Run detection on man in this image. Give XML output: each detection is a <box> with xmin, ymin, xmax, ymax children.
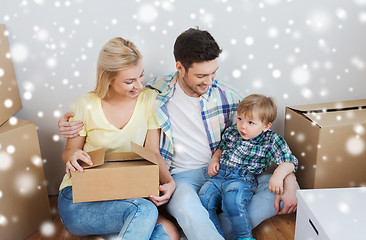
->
<box><xmin>59</xmin><ymin>28</ymin><xmax>298</xmax><ymax>240</ymax></box>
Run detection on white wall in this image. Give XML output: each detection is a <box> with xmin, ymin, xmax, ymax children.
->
<box><xmin>1</xmin><ymin>0</ymin><xmax>365</xmax><ymax>194</ymax></box>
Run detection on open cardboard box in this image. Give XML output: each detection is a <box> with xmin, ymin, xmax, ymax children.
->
<box><xmin>72</xmin><ymin>142</ymin><xmax>159</xmax><ymax>203</ymax></box>
<box><xmin>284</xmin><ymin>99</ymin><xmax>366</xmax><ymax>189</ymax></box>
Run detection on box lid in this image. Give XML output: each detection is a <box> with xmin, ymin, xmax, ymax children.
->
<box><xmin>289</xmin><ymin>99</ymin><xmax>366</xmax><ymax>113</ymax></box>
<box><xmin>288</xmin><ymin>99</ymin><xmax>366</xmax><ymax>128</ymax></box>
<box><xmin>80</xmin><ymin>142</ymin><xmax>158</xmax><ymax>169</ymax></box>
<box><xmin>0</xmin><ymin>24</ymin><xmax>22</xmax><ymax>126</ymax></box>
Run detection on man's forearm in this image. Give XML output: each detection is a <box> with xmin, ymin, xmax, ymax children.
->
<box><xmin>273</xmin><ymin>162</ymin><xmax>295</xmax><ymax>181</ymax></box>
<box><xmin>283</xmin><ymin>172</ymin><xmax>298</xmax><ymax>191</ymax></box>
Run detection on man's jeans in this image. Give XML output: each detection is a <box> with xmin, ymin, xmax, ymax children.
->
<box><xmin>199</xmin><ymin>165</ymin><xmax>257</xmax><ymax>238</ymax></box>
<box><xmin>58</xmin><ymin>186</ymin><xmax>169</xmax><ymax>240</ymax></box>
<box><xmin>167</xmin><ymin>166</ymin><xmax>279</xmax><ymax>240</ymax></box>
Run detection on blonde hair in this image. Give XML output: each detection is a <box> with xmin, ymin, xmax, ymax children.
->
<box><xmin>94</xmin><ymin>37</ymin><xmax>142</xmax><ymax>98</ymax></box>
<box><xmin>237</xmin><ymin>94</ymin><xmax>277</xmax><ymax>124</ymax></box>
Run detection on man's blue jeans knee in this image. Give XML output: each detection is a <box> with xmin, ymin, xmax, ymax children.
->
<box><xmin>167</xmin><ymin>167</ymin><xmax>224</xmax><ymax>240</ymax></box>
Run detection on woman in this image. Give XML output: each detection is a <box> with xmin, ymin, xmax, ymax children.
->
<box><xmin>58</xmin><ymin>37</ymin><xmax>178</xmax><ymax>240</ymax></box>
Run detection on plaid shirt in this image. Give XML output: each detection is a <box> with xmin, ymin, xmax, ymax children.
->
<box><xmin>219</xmin><ymin>125</ymin><xmax>298</xmax><ymax>175</ymax></box>
<box><xmin>146</xmin><ymin>72</ymin><xmax>242</xmax><ymax>170</ymax></box>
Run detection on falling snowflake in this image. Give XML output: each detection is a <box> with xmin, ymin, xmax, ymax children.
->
<box><xmin>232</xmin><ymin>69</ymin><xmax>241</xmax><ymax>78</ymax></box>
<box><xmin>31</xmin><ymin>155</ymin><xmax>43</xmax><ymax>167</ymax></box>
<box><xmin>351</xmin><ymin>57</ymin><xmax>365</xmax><ymax>70</ymax></box>
<box><xmin>138</xmin><ymin>4</ymin><xmax>158</xmax><ymax>23</ymax></box>
<box><xmin>10</xmin><ymin>43</ymin><xmax>29</xmax><ymax>63</ymax></box>
<box><xmin>245</xmin><ymin>37</ymin><xmax>254</xmax><ymax>46</ymax></box>
<box><xmin>40</xmin><ymin>221</ymin><xmax>56</xmax><ymax>237</ymax></box>
<box><xmin>15</xmin><ymin>172</ymin><xmax>37</xmax><ymax>195</ymax></box>
<box><xmin>267</xmin><ymin>27</ymin><xmax>279</xmax><ymax>38</ymax></box>
<box><xmin>291</xmin><ymin>66</ymin><xmax>311</xmax><ymax>86</ymax></box>
<box><xmin>53</xmin><ymin>134</ymin><xmax>60</xmax><ymax>142</ymax></box>
<box><xmin>346</xmin><ymin>136</ymin><xmax>365</xmax><ymax>156</ymax></box>
<box><xmin>0</xmin><ymin>152</ymin><xmax>12</xmax><ymax>171</ymax></box>
<box><xmin>9</xmin><ymin>116</ymin><xmax>18</xmax><ymax>125</ymax></box>
<box><xmin>272</xmin><ymin>69</ymin><xmax>281</xmax><ymax>78</ymax></box>
<box><xmin>307</xmin><ymin>10</ymin><xmax>331</xmax><ymax>31</ymax></box>
<box><xmin>335</xmin><ymin>8</ymin><xmax>348</xmax><ymax>20</ymax></box>
<box><xmin>4</xmin><ymin>99</ymin><xmax>13</xmax><ymax>108</ymax></box>
<box><xmin>7</xmin><ymin>145</ymin><xmax>15</xmax><ymax>154</ymax></box>
<box><xmin>338</xmin><ymin>202</ymin><xmax>350</xmax><ymax>214</ymax></box>
<box><xmin>0</xmin><ymin>215</ymin><xmax>8</xmax><ymax>226</ymax></box>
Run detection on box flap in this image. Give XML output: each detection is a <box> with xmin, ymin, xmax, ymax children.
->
<box><xmin>304</xmin><ymin>108</ymin><xmax>366</xmax><ymax>128</ymax></box>
<box><xmin>289</xmin><ymin>99</ymin><xmax>366</xmax><ymax>113</ymax></box>
<box><xmin>83</xmin><ymin>142</ymin><xmax>158</xmax><ymax>169</ymax></box>
<box><xmin>0</xmin><ymin>118</ymin><xmax>32</xmax><ymax>134</ymax></box>
<box><xmin>81</xmin><ymin>148</ymin><xmax>105</xmax><ymax>169</ymax></box>
<box><xmin>131</xmin><ymin>142</ymin><xmax>158</xmax><ymax>165</ymax></box>
<box><xmin>105</xmin><ymin>151</ymin><xmax>142</xmax><ymax>161</ymax></box>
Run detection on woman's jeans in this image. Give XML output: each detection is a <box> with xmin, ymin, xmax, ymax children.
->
<box><xmin>166</xmin><ymin>166</ymin><xmax>279</xmax><ymax>240</ymax></box>
<box><xmin>58</xmin><ymin>186</ymin><xmax>169</xmax><ymax>240</ymax></box>
<box><xmin>199</xmin><ymin>165</ymin><xmax>257</xmax><ymax>238</ymax></box>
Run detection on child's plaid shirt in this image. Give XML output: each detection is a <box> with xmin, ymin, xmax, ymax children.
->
<box><xmin>219</xmin><ymin>125</ymin><xmax>298</xmax><ymax>174</ymax></box>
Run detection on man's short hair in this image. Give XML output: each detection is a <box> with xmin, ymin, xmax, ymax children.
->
<box><xmin>237</xmin><ymin>94</ymin><xmax>277</xmax><ymax>124</ymax></box>
<box><xmin>174</xmin><ymin>27</ymin><xmax>222</xmax><ymax>70</ymax></box>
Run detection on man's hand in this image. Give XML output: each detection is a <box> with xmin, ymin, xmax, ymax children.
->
<box><xmin>58</xmin><ymin>112</ymin><xmax>83</xmax><ymax>138</ymax></box>
<box><xmin>149</xmin><ymin>180</ymin><xmax>176</xmax><ymax>206</ymax></box>
<box><xmin>274</xmin><ymin>173</ymin><xmax>298</xmax><ymax>214</ymax></box>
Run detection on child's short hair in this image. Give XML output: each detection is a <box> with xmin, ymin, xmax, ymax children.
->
<box><xmin>237</xmin><ymin>94</ymin><xmax>277</xmax><ymax>124</ymax></box>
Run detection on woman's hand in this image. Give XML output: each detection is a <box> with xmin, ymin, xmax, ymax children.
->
<box><xmin>64</xmin><ymin>148</ymin><xmax>93</xmax><ymax>178</ymax></box>
<box><xmin>149</xmin><ymin>180</ymin><xmax>176</xmax><ymax>207</ymax></box>
<box><xmin>58</xmin><ymin>112</ymin><xmax>83</xmax><ymax>138</ymax></box>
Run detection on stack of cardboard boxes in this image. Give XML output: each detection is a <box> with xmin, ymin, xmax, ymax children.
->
<box><xmin>0</xmin><ymin>24</ymin><xmax>51</xmax><ymax>240</ymax></box>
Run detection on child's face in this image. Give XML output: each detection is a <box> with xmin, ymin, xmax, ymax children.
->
<box><xmin>236</xmin><ymin>111</ymin><xmax>272</xmax><ymax>140</ymax></box>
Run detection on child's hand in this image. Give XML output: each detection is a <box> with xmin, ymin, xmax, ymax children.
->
<box><xmin>269</xmin><ymin>174</ymin><xmax>284</xmax><ymax>195</ymax></box>
<box><xmin>208</xmin><ymin>161</ymin><xmax>220</xmax><ymax>177</ymax></box>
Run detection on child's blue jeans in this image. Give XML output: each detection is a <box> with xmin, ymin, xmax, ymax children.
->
<box><xmin>199</xmin><ymin>164</ymin><xmax>257</xmax><ymax>239</ymax></box>
<box><xmin>58</xmin><ymin>186</ymin><xmax>169</xmax><ymax>240</ymax></box>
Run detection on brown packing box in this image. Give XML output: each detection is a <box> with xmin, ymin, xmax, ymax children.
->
<box><xmin>0</xmin><ymin>24</ymin><xmax>22</xmax><ymax>126</ymax></box>
<box><xmin>72</xmin><ymin>142</ymin><xmax>159</xmax><ymax>203</ymax></box>
<box><xmin>284</xmin><ymin>99</ymin><xmax>366</xmax><ymax>189</ymax></box>
<box><xmin>0</xmin><ymin>119</ymin><xmax>51</xmax><ymax>240</ymax></box>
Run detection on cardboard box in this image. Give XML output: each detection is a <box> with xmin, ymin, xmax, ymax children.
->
<box><xmin>0</xmin><ymin>24</ymin><xmax>22</xmax><ymax>126</ymax></box>
<box><xmin>295</xmin><ymin>187</ymin><xmax>366</xmax><ymax>240</ymax></box>
<box><xmin>72</xmin><ymin>142</ymin><xmax>159</xmax><ymax>203</ymax></box>
<box><xmin>284</xmin><ymin>99</ymin><xmax>366</xmax><ymax>189</ymax></box>
<box><xmin>0</xmin><ymin>119</ymin><xmax>51</xmax><ymax>240</ymax></box>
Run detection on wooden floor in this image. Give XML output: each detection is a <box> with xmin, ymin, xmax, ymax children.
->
<box><xmin>27</xmin><ymin>196</ymin><xmax>296</xmax><ymax>240</ymax></box>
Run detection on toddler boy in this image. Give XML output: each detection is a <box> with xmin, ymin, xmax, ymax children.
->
<box><xmin>199</xmin><ymin>94</ymin><xmax>298</xmax><ymax>240</ymax></box>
